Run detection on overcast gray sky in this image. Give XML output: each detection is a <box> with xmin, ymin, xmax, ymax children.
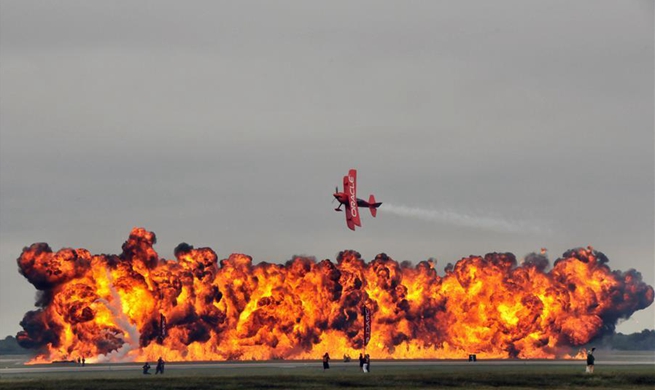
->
<box><xmin>1</xmin><ymin>0</ymin><xmax>653</xmax><ymax>338</ymax></box>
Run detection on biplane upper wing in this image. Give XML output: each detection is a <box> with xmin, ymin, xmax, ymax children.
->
<box><xmin>343</xmin><ymin>174</ymin><xmax>355</xmax><ymax>230</ymax></box>
<box><xmin>343</xmin><ymin>169</ymin><xmax>361</xmax><ymax>230</ymax></box>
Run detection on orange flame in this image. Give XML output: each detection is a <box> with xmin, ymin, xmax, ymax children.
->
<box><xmin>16</xmin><ymin>228</ymin><xmax>653</xmax><ymax>362</ymax></box>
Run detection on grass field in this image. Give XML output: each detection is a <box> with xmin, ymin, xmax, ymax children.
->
<box><xmin>1</xmin><ymin>360</ymin><xmax>654</xmax><ymax>390</ymax></box>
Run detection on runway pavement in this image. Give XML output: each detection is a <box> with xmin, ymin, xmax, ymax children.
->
<box><xmin>1</xmin><ymin>353</ymin><xmax>653</xmax><ymax>375</ymax></box>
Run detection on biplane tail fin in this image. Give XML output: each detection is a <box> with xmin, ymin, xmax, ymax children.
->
<box><xmin>368</xmin><ymin>195</ymin><xmax>382</xmax><ymax>217</ymax></box>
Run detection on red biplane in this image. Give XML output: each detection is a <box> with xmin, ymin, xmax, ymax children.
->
<box><xmin>333</xmin><ymin>169</ymin><xmax>382</xmax><ymax>230</ymax></box>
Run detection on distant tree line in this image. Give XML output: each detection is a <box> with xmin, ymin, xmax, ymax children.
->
<box><xmin>0</xmin><ymin>336</ymin><xmax>33</xmax><ymax>355</ymax></box>
<box><xmin>591</xmin><ymin>329</ymin><xmax>655</xmax><ymax>351</ymax></box>
<box><xmin>1</xmin><ymin>330</ymin><xmax>654</xmax><ymax>355</ymax></box>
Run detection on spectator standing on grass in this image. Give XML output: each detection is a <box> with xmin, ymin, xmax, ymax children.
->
<box><xmin>586</xmin><ymin>348</ymin><xmax>595</xmax><ymax>374</ymax></box>
<box><xmin>143</xmin><ymin>362</ymin><xmax>151</xmax><ymax>374</ymax></box>
<box><xmin>155</xmin><ymin>357</ymin><xmax>165</xmax><ymax>374</ymax></box>
<box><xmin>359</xmin><ymin>353</ymin><xmax>365</xmax><ymax>371</ymax></box>
<box><xmin>82</xmin><ymin>356</ymin><xmax>85</xmax><ymax>367</ymax></box>
<box><xmin>322</xmin><ymin>352</ymin><xmax>330</xmax><ymax>370</ymax></box>
<box><xmin>363</xmin><ymin>354</ymin><xmax>370</xmax><ymax>373</ymax></box>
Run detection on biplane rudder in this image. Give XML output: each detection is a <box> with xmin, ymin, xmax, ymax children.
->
<box><xmin>368</xmin><ymin>194</ymin><xmax>382</xmax><ymax>217</ymax></box>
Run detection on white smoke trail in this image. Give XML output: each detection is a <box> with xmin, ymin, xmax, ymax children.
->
<box><xmin>92</xmin><ymin>270</ymin><xmax>141</xmax><ymax>363</ymax></box>
<box><xmin>383</xmin><ymin>203</ymin><xmax>549</xmax><ymax>234</ymax></box>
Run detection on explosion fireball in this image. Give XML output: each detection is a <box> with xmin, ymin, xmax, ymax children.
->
<box><xmin>16</xmin><ymin>228</ymin><xmax>653</xmax><ymax>363</ymax></box>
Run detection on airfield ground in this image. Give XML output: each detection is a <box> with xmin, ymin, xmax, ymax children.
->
<box><xmin>0</xmin><ymin>351</ymin><xmax>653</xmax><ymax>389</ymax></box>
